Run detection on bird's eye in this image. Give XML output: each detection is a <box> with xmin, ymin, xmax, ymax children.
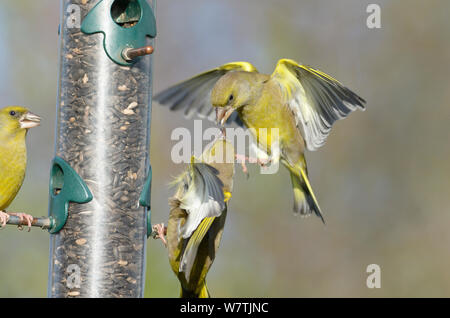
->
<box><xmin>228</xmin><ymin>94</ymin><xmax>234</xmax><ymax>102</ymax></box>
<box><xmin>9</xmin><ymin>111</ymin><xmax>16</xmax><ymax>116</ymax></box>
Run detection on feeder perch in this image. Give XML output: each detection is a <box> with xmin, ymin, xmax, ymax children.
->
<box><xmin>6</xmin><ymin>215</ymin><xmax>52</xmax><ymax>230</ymax></box>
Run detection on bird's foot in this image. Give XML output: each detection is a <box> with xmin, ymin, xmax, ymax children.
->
<box><xmin>235</xmin><ymin>154</ymin><xmax>272</xmax><ymax>177</ymax></box>
<box><xmin>152</xmin><ymin>223</ymin><xmax>167</xmax><ymax>247</ymax></box>
<box><xmin>0</xmin><ymin>211</ymin><xmax>9</xmax><ymax>228</ymax></box>
<box><xmin>234</xmin><ymin>154</ymin><xmax>257</xmax><ymax>178</ymax></box>
<box><xmin>257</xmin><ymin>158</ymin><xmax>271</xmax><ymax>167</ymax></box>
<box><xmin>8</xmin><ymin>212</ymin><xmax>33</xmax><ymax>232</ymax></box>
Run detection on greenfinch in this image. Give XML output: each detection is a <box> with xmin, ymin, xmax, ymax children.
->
<box><xmin>154</xmin><ymin>137</ymin><xmax>235</xmax><ymax>298</ymax></box>
<box><xmin>155</xmin><ymin>59</ymin><xmax>365</xmax><ymax>221</ymax></box>
<box><xmin>0</xmin><ymin>106</ymin><xmax>41</xmax><ymax>228</ymax></box>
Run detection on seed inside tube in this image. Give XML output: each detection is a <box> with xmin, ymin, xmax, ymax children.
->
<box><xmin>49</xmin><ymin>0</ymin><xmax>152</xmax><ymax>297</ymax></box>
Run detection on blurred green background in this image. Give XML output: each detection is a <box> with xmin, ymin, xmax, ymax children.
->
<box><xmin>0</xmin><ymin>0</ymin><xmax>449</xmax><ymax>297</ymax></box>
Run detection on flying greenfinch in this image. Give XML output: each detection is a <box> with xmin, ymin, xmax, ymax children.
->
<box><xmin>0</xmin><ymin>106</ymin><xmax>41</xmax><ymax>228</ymax></box>
<box><xmin>153</xmin><ymin>137</ymin><xmax>235</xmax><ymax>298</ymax></box>
<box><xmin>155</xmin><ymin>59</ymin><xmax>365</xmax><ymax>221</ymax></box>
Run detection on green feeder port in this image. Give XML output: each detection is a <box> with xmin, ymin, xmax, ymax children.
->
<box><xmin>81</xmin><ymin>0</ymin><xmax>156</xmax><ymax>66</ymax></box>
<box><xmin>138</xmin><ymin>166</ymin><xmax>152</xmax><ymax>238</ymax></box>
<box><xmin>48</xmin><ymin>156</ymin><xmax>93</xmax><ymax>234</ymax></box>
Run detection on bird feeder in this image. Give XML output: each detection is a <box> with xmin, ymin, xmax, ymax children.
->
<box><xmin>47</xmin><ymin>0</ymin><xmax>156</xmax><ymax>297</ymax></box>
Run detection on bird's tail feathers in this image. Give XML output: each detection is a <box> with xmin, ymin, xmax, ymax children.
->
<box><xmin>179</xmin><ymin>217</ymin><xmax>216</xmax><ymax>282</ymax></box>
<box><xmin>288</xmin><ymin>162</ymin><xmax>324</xmax><ymax>223</ymax></box>
<box><xmin>180</xmin><ymin>281</ymin><xmax>210</xmax><ymax>298</ymax></box>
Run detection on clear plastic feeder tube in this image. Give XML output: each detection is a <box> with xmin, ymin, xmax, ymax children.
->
<box><xmin>48</xmin><ymin>0</ymin><xmax>155</xmax><ymax>298</ymax></box>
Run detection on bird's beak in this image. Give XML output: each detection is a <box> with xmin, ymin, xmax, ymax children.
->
<box><xmin>19</xmin><ymin>112</ymin><xmax>41</xmax><ymax>129</ymax></box>
<box><xmin>216</xmin><ymin>106</ymin><xmax>235</xmax><ymax>126</ymax></box>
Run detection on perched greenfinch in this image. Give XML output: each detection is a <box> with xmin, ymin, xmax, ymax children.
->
<box><xmin>154</xmin><ymin>138</ymin><xmax>235</xmax><ymax>298</ymax></box>
<box><xmin>155</xmin><ymin>59</ymin><xmax>365</xmax><ymax>221</ymax></box>
<box><xmin>0</xmin><ymin>106</ymin><xmax>41</xmax><ymax>228</ymax></box>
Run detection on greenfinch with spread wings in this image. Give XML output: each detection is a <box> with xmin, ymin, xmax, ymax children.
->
<box><xmin>155</xmin><ymin>59</ymin><xmax>366</xmax><ymax>222</ymax></box>
<box><xmin>0</xmin><ymin>106</ymin><xmax>41</xmax><ymax>228</ymax></box>
<box><xmin>153</xmin><ymin>138</ymin><xmax>235</xmax><ymax>298</ymax></box>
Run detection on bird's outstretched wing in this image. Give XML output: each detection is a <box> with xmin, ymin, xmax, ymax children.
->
<box><xmin>177</xmin><ymin>161</ymin><xmax>225</xmax><ymax>239</ymax></box>
<box><xmin>154</xmin><ymin>62</ymin><xmax>258</xmax><ymax>126</ymax></box>
<box><xmin>175</xmin><ymin>160</ymin><xmax>226</xmax><ymax>282</ymax></box>
<box><xmin>271</xmin><ymin>59</ymin><xmax>366</xmax><ymax>151</ymax></box>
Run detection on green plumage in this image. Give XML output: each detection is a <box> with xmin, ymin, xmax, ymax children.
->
<box><xmin>156</xmin><ymin>58</ymin><xmax>366</xmax><ymax>221</ymax></box>
<box><xmin>166</xmin><ymin>139</ymin><xmax>235</xmax><ymax>298</ymax></box>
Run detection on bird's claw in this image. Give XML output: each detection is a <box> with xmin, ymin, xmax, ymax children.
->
<box><xmin>152</xmin><ymin>223</ymin><xmax>167</xmax><ymax>247</ymax></box>
<box><xmin>9</xmin><ymin>213</ymin><xmax>33</xmax><ymax>232</ymax></box>
<box><xmin>234</xmin><ymin>154</ymin><xmax>249</xmax><ymax>178</ymax></box>
<box><xmin>257</xmin><ymin>158</ymin><xmax>271</xmax><ymax>167</ymax></box>
<box><xmin>0</xmin><ymin>211</ymin><xmax>9</xmax><ymax>229</ymax></box>
<box><xmin>235</xmin><ymin>154</ymin><xmax>268</xmax><ymax>178</ymax></box>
